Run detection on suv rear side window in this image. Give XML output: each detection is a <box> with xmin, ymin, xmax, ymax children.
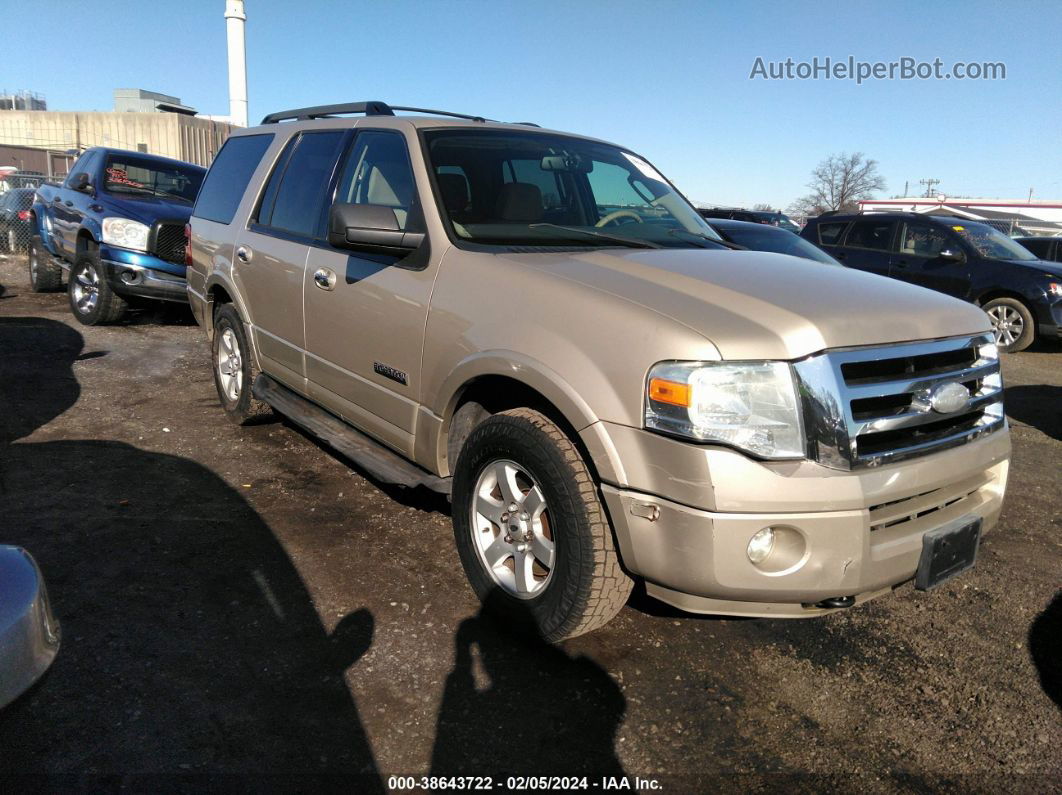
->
<box><xmin>844</xmin><ymin>219</ymin><xmax>897</xmax><ymax>251</ymax></box>
<box><xmin>193</xmin><ymin>134</ymin><xmax>274</xmax><ymax>224</ymax></box>
<box><xmin>816</xmin><ymin>221</ymin><xmax>847</xmax><ymax>245</ymax></box>
<box><xmin>266</xmin><ymin>131</ymin><xmax>347</xmax><ymax>236</ymax></box>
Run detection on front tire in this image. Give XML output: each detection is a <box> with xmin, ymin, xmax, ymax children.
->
<box><xmin>452</xmin><ymin>408</ymin><xmax>632</xmax><ymax>641</ymax></box>
<box><xmin>28</xmin><ymin>235</ymin><xmax>63</xmax><ymax>293</ymax></box>
<box><xmin>68</xmin><ymin>249</ymin><xmax>127</xmax><ymax>325</ymax></box>
<box><xmin>984</xmin><ymin>297</ymin><xmax>1035</xmax><ymax>353</ymax></box>
<box><xmin>211</xmin><ymin>303</ymin><xmax>272</xmax><ymax>425</ymax></box>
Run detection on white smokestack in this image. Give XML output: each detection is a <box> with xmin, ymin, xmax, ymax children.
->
<box><xmin>224</xmin><ymin>0</ymin><xmax>248</xmax><ymax>127</ymax></box>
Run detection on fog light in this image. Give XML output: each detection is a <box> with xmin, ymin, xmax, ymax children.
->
<box><xmin>747</xmin><ymin>527</ymin><xmax>775</xmax><ymax>564</ymax></box>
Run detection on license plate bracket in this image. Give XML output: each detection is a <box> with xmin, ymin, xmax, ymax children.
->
<box><xmin>914</xmin><ymin>516</ymin><xmax>982</xmax><ymax>591</ymax></box>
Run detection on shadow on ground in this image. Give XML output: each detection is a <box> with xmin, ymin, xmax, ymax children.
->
<box><xmin>0</xmin><ymin>315</ymin><xmax>630</xmax><ymax>783</ymax></box>
<box><xmin>431</xmin><ymin>593</ymin><xmax>626</xmax><ymax>779</ymax></box>
<box><xmin>1005</xmin><ymin>384</ymin><xmax>1062</xmax><ymax>440</ymax></box>
<box><xmin>1029</xmin><ymin>591</ymin><xmax>1062</xmax><ymax>709</ymax></box>
<box><xmin>0</xmin><ymin>316</ymin><xmax>381</xmax><ymax>786</ymax></box>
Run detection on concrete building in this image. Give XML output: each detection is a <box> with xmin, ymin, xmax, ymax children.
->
<box><xmin>114</xmin><ymin>88</ymin><xmax>198</xmax><ymax>116</ymax></box>
<box><xmin>0</xmin><ymin>91</ymin><xmax>47</xmax><ymax>111</ymax></box>
<box><xmin>0</xmin><ymin>108</ymin><xmax>235</xmax><ymax>168</ymax></box>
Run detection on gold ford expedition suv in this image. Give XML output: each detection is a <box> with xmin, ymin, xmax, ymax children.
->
<box><xmin>187</xmin><ymin>101</ymin><xmax>1010</xmax><ymax>640</ymax></box>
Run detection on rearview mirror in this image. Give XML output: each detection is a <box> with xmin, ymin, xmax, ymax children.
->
<box><xmin>938</xmin><ymin>248</ymin><xmax>965</xmax><ymax>263</ymax></box>
<box><xmin>327</xmin><ymin>203</ymin><xmax>425</xmax><ymax>253</ymax></box>
<box><xmin>72</xmin><ymin>172</ymin><xmax>92</xmax><ymax>193</ymax></box>
<box><xmin>540</xmin><ymin>154</ymin><xmax>592</xmax><ymax>173</ymax></box>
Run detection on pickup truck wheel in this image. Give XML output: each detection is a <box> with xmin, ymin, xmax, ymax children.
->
<box><xmin>983</xmin><ymin>297</ymin><xmax>1035</xmax><ymax>353</ymax></box>
<box><xmin>28</xmin><ymin>235</ymin><xmax>63</xmax><ymax>293</ymax></box>
<box><xmin>68</xmin><ymin>251</ymin><xmax>127</xmax><ymax>325</ymax></box>
<box><xmin>212</xmin><ymin>303</ymin><xmax>272</xmax><ymax>425</ymax></box>
<box><xmin>452</xmin><ymin>408</ymin><xmax>632</xmax><ymax>641</ymax></box>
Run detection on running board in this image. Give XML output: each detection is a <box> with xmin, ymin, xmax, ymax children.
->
<box><xmin>252</xmin><ymin>374</ymin><xmax>451</xmax><ymax>495</ymax></box>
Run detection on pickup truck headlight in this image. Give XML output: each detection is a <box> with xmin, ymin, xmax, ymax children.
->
<box><xmin>645</xmin><ymin>361</ymin><xmax>805</xmax><ymax>459</ymax></box>
<box><xmin>102</xmin><ymin>217</ymin><xmax>150</xmax><ymax>253</ymax></box>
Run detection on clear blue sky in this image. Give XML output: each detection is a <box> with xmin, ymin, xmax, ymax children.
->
<box><xmin>6</xmin><ymin>0</ymin><xmax>1061</xmax><ymax>209</ymax></box>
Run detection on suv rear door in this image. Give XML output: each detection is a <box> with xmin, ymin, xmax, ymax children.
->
<box><xmin>302</xmin><ymin>128</ymin><xmax>436</xmax><ymax>457</ymax></box>
<box><xmin>233</xmin><ymin>129</ymin><xmax>348</xmax><ymax>389</ymax></box>
<box><xmin>890</xmin><ymin>220</ymin><xmax>971</xmax><ymax>298</ymax></box>
<box><xmin>835</xmin><ymin>217</ymin><xmax>899</xmax><ymax>277</ymax></box>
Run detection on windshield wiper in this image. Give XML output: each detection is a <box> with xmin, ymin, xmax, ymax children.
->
<box><xmin>667</xmin><ymin>228</ymin><xmax>745</xmax><ymax>250</ymax></box>
<box><xmin>528</xmin><ymin>223</ymin><xmax>663</xmax><ymax>249</ymax></box>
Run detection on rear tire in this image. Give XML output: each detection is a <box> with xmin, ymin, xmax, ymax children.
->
<box><xmin>67</xmin><ymin>249</ymin><xmax>127</xmax><ymax>325</ymax></box>
<box><xmin>211</xmin><ymin>302</ymin><xmax>273</xmax><ymax>425</ymax></box>
<box><xmin>452</xmin><ymin>408</ymin><xmax>632</xmax><ymax>641</ymax></box>
<box><xmin>983</xmin><ymin>297</ymin><xmax>1035</xmax><ymax>353</ymax></box>
<box><xmin>28</xmin><ymin>235</ymin><xmax>63</xmax><ymax>293</ymax></box>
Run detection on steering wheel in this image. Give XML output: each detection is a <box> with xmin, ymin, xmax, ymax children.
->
<box><xmin>595</xmin><ymin>209</ymin><xmax>644</xmax><ymax>228</ymax></box>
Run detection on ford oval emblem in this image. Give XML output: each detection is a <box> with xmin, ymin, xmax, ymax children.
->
<box><xmin>929</xmin><ymin>382</ymin><xmax>970</xmax><ymax>414</ymax></box>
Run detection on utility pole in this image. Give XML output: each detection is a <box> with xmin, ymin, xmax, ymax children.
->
<box><xmin>903</xmin><ymin>180</ymin><xmax>909</xmax><ymax>197</ymax></box>
<box><xmin>1028</xmin><ymin>187</ymin><xmax>1034</xmax><ymax>203</ymax></box>
<box><xmin>920</xmin><ymin>178</ymin><xmax>940</xmax><ymax>198</ymax></box>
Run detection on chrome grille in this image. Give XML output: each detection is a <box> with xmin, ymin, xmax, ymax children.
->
<box><xmin>793</xmin><ymin>333</ymin><xmax>1005</xmax><ymax>470</ymax></box>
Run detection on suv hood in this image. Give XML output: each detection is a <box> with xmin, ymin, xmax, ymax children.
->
<box><xmin>1000</xmin><ymin>258</ymin><xmax>1060</xmax><ymax>278</ymax></box>
<box><xmin>508</xmin><ymin>248</ymin><xmax>992</xmax><ymax>360</ymax></box>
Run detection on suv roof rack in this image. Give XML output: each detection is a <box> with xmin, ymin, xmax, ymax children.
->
<box><xmin>261</xmin><ymin>101</ymin><xmax>538</xmax><ymax>127</ymax></box>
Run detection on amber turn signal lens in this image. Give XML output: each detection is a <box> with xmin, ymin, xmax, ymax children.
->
<box><xmin>649</xmin><ymin>377</ymin><xmax>690</xmax><ymax>407</ymax></box>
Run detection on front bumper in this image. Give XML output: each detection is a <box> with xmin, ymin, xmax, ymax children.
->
<box><xmin>102</xmin><ymin>249</ymin><xmax>187</xmax><ymax>304</ymax></box>
<box><xmin>0</xmin><ymin>546</ymin><xmax>60</xmax><ymax>709</ymax></box>
<box><xmin>590</xmin><ymin>422</ymin><xmax>1011</xmax><ymax>617</ymax></box>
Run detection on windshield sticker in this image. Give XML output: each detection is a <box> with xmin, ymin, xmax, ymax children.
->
<box><xmin>106</xmin><ymin>167</ymin><xmax>145</xmax><ymax>188</ymax></box>
<box><xmin>951</xmin><ymin>225</ymin><xmax>965</xmax><ymax>231</ymax></box>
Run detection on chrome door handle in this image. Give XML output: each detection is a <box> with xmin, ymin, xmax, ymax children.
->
<box><xmin>313</xmin><ymin>268</ymin><xmax>336</xmax><ymax>291</ymax></box>
<box><xmin>236</xmin><ymin>246</ymin><xmax>252</xmax><ymax>263</ymax></box>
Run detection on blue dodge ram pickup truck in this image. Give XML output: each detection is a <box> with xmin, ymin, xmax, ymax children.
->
<box><xmin>29</xmin><ymin>147</ymin><xmax>206</xmax><ymax>325</ymax></box>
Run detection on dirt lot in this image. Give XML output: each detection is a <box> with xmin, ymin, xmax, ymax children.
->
<box><xmin>0</xmin><ymin>252</ymin><xmax>1058</xmax><ymax>792</ymax></box>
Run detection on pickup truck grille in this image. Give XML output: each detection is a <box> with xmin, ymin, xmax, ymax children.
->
<box><xmin>152</xmin><ymin>222</ymin><xmax>187</xmax><ymax>265</ymax></box>
<box><xmin>793</xmin><ymin>333</ymin><xmax>1005</xmax><ymax>470</ymax></box>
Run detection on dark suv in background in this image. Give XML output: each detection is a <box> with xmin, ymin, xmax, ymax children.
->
<box><xmin>698</xmin><ymin>207</ymin><xmax>800</xmax><ymax>232</ymax></box>
<box><xmin>802</xmin><ymin>212</ymin><xmax>1062</xmax><ymax>352</ymax></box>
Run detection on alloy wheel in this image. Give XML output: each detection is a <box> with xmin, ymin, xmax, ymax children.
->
<box><xmin>987</xmin><ymin>305</ymin><xmax>1023</xmax><ymax>347</ymax></box>
<box><xmin>72</xmin><ymin>263</ymin><xmax>100</xmax><ymax>314</ymax></box>
<box><xmin>471</xmin><ymin>459</ymin><xmax>556</xmax><ymax>599</ymax></box>
<box><xmin>216</xmin><ymin>327</ymin><xmax>243</xmax><ymax>402</ymax></box>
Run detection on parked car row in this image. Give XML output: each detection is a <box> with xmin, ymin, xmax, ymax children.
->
<box><xmin>801</xmin><ymin>212</ymin><xmax>1062</xmax><ymax>352</ymax></box>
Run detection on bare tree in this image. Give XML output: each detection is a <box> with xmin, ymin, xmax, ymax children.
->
<box><xmin>751</xmin><ymin>203</ymin><xmax>776</xmax><ymax>212</ymax></box>
<box><xmin>788</xmin><ymin>152</ymin><xmax>886</xmax><ymax>217</ymax></box>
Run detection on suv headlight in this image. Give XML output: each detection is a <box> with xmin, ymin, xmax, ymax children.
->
<box><xmin>645</xmin><ymin>361</ymin><xmax>805</xmax><ymax>459</ymax></box>
<box><xmin>102</xmin><ymin>217</ymin><xmax>150</xmax><ymax>252</ymax></box>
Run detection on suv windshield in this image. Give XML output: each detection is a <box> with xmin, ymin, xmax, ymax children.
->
<box><xmin>103</xmin><ymin>154</ymin><xmax>205</xmax><ymax>204</ymax></box>
<box><xmin>424</xmin><ymin>129</ymin><xmax>724</xmax><ymax>248</ymax></box>
<box><xmin>949</xmin><ymin>221</ymin><xmax>1038</xmax><ymax>261</ymax></box>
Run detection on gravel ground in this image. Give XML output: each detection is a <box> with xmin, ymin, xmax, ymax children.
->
<box><xmin>0</xmin><ymin>252</ymin><xmax>1058</xmax><ymax>792</ymax></box>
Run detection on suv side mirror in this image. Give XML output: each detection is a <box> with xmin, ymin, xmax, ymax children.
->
<box><xmin>327</xmin><ymin>203</ymin><xmax>425</xmax><ymax>253</ymax></box>
<box><xmin>938</xmin><ymin>248</ymin><xmax>965</xmax><ymax>263</ymax></box>
<box><xmin>72</xmin><ymin>172</ymin><xmax>92</xmax><ymax>193</ymax></box>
